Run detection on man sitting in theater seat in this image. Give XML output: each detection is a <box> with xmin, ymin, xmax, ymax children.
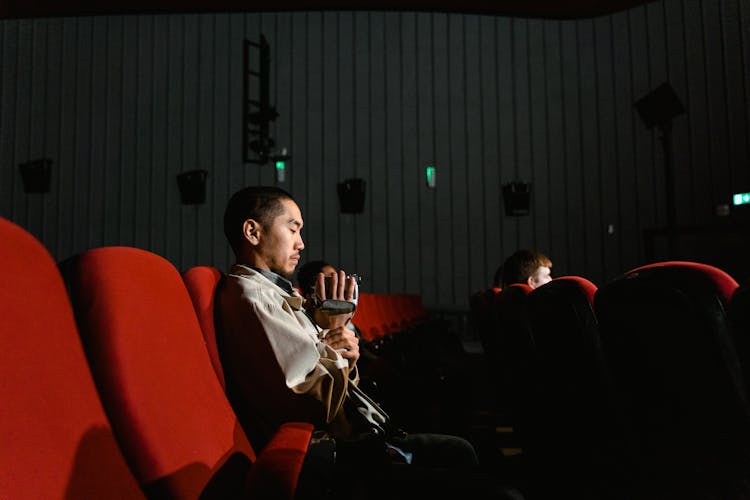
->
<box><xmin>216</xmin><ymin>186</ymin><xmax>524</xmax><ymax>500</ymax></box>
<box><xmin>499</xmin><ymin>249</ymin><xmax>553</xmax><ymax>290</ymax></box>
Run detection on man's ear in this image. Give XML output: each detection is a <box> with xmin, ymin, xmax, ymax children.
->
<box><xmin>526</xmin><ymin>275</ymin><xmax>536</xmax><ymax>288</ymax></box>
<box><xmin>243</xmin><ymin>219</ymin><xmax>262</xmax><ymax>246</ymax></box>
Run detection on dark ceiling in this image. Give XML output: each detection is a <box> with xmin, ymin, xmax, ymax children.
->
<box><xmin>0</xmin><ymin>0</ymin><xmax>657</xmax><ymax>21</ymax></box>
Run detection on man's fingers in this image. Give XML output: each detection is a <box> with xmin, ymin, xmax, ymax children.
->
<box><xmin>344</xmin><ymin>276</ymin><xmax>356</xmax><ymax>302</ymax></box>
<box><xmin>315</xmin><ymin>272</ymin><xmax>326</xmax><ymax>301</ymax></box>
<box><xmin>336</xmin><ymin>270</ymin><xmax>346</xmax><ymax>299</ymax></box>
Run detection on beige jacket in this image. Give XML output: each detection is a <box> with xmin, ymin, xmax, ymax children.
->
<box><xmin>216</xmin><ymin>264</ymin><xmax>359</xmax><ymax>447</ymax></box>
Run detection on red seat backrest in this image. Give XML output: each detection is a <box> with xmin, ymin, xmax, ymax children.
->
<box><xmin>358</xmin><ymin>292</ymin><xmax>388</xmax><ymax>341</ymax></box>
<box><xmin>594</xmin><ymin>260</ymin><xmax>748</xmax><ymax>493</ymax></box>
<box><xmin>628</xmin><ymin>260</ymin><xmax>737</xmax><ymax>306</ymax></box>
<box><xmin>182</xmin><ymin>265</ymin><xmax>226</xmax><ymax>389</ymax></box>
<box><xmin>67</xmin><ymin>247</ymin><xmax>312</xmax><ymax>499</ymax></box>
<box><xmin>354</xmin><ymin>292</ymin><xmax>379</xmax><ymax>342</ymax></box>
<box><xmin>0</xmin><ymin>218</ymin><xmax>143</xmax><ymax>499</ymax></box>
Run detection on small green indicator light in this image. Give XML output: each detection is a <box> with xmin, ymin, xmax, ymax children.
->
<box><xmin>275</xmin><ymin>160</ymin><xmax>286</xmax><ymax>182</ymax></box>
<box><xmin>733</xmin><ymin>192</ymin><xmax>750</xmax><ymax>206</ymax></box>
<box><xmin>426</xmin><ymin>165</ymin><xmax>436</xmax><ymax>188</ymax></box>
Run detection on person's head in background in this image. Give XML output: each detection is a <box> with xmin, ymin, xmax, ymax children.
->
<box><xmin>297</xmin><ymin>259</ymin><xmax>336</xmax><ymax>298</ymax></box>
<box><xmin>501</xmin><ymin>249</ymin><xmax>553</xmax><ymax>289</ymax></box>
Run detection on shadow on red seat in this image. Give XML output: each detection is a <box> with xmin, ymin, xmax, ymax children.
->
<box><xmin>182</xmin><ymin>265</ymin><xmax>226</xmax><ymax>389</ymax></box>
<box><xmin>0</xmin><ymin>217</ymin><xmax>144</xmax><ymax>499</ymax></box>
<box><xmin>65</xmin><ymin>247</ymin><xmax>313</xmax><ymax>499</ymax></box>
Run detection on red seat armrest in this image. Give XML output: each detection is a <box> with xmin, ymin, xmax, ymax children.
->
<box><xmin>246</xmin><ymin>422</ymin><xmax>314</xmax><ymax>498</ymax></box>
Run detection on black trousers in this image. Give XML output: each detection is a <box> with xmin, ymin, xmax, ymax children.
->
<box><xmin>296</xmin><ymin>432</ymin><xmax>524</xmax><ymax>500</ymax></box>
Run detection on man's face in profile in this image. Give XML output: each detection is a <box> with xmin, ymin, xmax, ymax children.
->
<box><xmin>255</xmin><ymin>198</ymin><xmax>305</xmax><ymax>278</ymax></box>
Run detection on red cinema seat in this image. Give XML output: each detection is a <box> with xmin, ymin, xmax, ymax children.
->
<box><xmin>182</xmin><ymin>265</ymin><xmax>226</xmax><ymax>389</ymax></box>
<box><xmin>405</xmin><ymin>294</ymin><xmax>427</xmax><ymax>324</ymax></box>
<box><xmin>354</xmin><ymin>292</ymin><xmax>381</xmax><ymax>342</ymax></box>
<box><xmin>731</xmin><ymin>284</ymin><xmax>750</xmax><ymax>396</ymax></box>
<box><xmin>0</xmin><ymin>217</ymin><xmax>143</xmax><ymax>499</ymax></box>
<box><xmin>595</xmin><ymin>260</ymin><xmax>750</xmax><ymax>497</ymax></box>
<box><xmin>489</xmin><ymin>284</ymin><xmax>534</xmax><ymax>436</ymax></box>
<box><xmin>385</xmin><ymin>295</ymin><xmax>403</xmax><ymax>330</ymax></box>
<box><xmin>66</xmin><ymin>246</ymin><xmax>313</xmax><ymax>499</ymax></box>
<box><xmin>526</xmin><ymin>276</ymin><xmax>625</xmax><ymax>498</ymax></box>
<box><xmin>360</xmin><ymin>293</ymin><xmax>388</xmax><ymax>341</ymax></box>
<box><xmin>469</xmin><ymin>287</ymin><xmax>502</xmax><ymax>348</ymax></box>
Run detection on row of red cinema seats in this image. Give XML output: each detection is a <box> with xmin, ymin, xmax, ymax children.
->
<box><xmin>355</xmin><ymin>292</ymin><xmax>428</xmax><ymax>342</ymax></box>
<box><xmin>1</xmin><ymin>217</ymin><xmax>313</xmax><ymax>499</ymax></box>
<box><xmin>470</xmin><ymin>263</ymin><xmax>750</xmax><ymax>498</ymax></box>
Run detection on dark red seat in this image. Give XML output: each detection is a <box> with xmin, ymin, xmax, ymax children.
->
<box><xmin>354</xmin><ymin>292</ymin><xmax>383</xmax><ymax>342</ymax></box>
<box><xmin>595</xmin><ymin>261</ymin><xmax>750</xmax><ymax>497</ymax></box>
<box><xmin>526</xmin><ymin>276</ymin><xmax>624</xmax><ymax>498</ymax></box>
<box><xmin>489</xmin><ymin>284</ymin><xmax>534</xmax><ymax>435</ymax></box>
<box><xmin>0</xmin><ymin>217</ymin><xmax>143</xmax><ymax>499</ymax></box>
<box><xmin>469</xmin><ymin>287</ymin><xmax>502</xmax><ymax>352</ymax></box>
<box><xmin>66</xmin><ymin>247</ymin><xmax>313</xmax><ymax>499</ymax></box>
<box><xmin>731</xmin><ymin>284</ymin><xmax>750</xmax><ymax>397</ymax></box>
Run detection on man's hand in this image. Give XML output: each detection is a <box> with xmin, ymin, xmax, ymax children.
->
<box><xmin>315</xmin><ymin>269</ymin><xmax>357</xmax><ymax>302</ymax></box>
<box><xmin>310</xmin><ymin>270</ymin><xmax>357</xmax><ymax>329</ymax></box>
<box><xmin>322</xmin><ymin>325</ymin><xmax>360</xmax><ymax>368</ymax></box>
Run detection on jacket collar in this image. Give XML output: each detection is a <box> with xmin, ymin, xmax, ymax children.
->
<box><xmin>232</xmin><ymin>264</ymin><xmax>304</xmax><ymax>310</ymax></box>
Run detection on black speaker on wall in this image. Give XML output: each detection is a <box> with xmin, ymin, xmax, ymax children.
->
<box><xmin>19</xmin><ymin>158</ymin><xmax>52</xmax><ymax>193</ymax></box>
<box><xmin>177</xmin><ymin>170</ymin><xmax>208</xmax><ymax>205</ymax></box>
<box><xmin>634</xmin><ymin>82</ymin><xmax>685</xmax><ymax>129</ymax></box>
<box><xmin>337</xmin><ymin>178</ymin><xmax>366</xmax><ymax>214</ymax></box>
<box><xmin>503</xmin><ymin>182</ymin><xmax>531</xmax><ymax>216</ymax></box>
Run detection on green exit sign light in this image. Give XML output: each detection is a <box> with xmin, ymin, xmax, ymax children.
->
<box><xmin>733</xmin><ymin>192</ymin><xmax>750</xmax><ymax>206</ymax></box>
<box><xmin>426</xmin><ymin>165</ymin><xmax>436</xmax><ymax>188</ymax></box>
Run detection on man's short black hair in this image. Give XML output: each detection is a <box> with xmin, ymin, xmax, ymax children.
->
<box><xmin>296</xmin><ymin>260</ymin><xmax>330</xmax><ymax>297</ymax></box>
<box><xmin>223</xmin><ymin>186</ymin><xmax>295</xmax><ymax>257</ymax></box>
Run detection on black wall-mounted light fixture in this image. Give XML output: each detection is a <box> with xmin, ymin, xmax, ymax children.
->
<box><xmin>19</xmin><ymin>158</ymin><xmax>52</xmax><ymax>193</ymax></box>
<box><xmin>502</xmin><ymin>182</ymin><xmax>531</xmax><ymax>216</ymax></box>
<box><xmin>337</xmin><ymin>178</ymin><xmax>366</xmax><ymax>214</ymax></box>
<box><xmin>635</xmin><ymin>82</ymin><xmax>685</xmax><ymax>257</ymax></box>
<box><xmin>176</xmin><ymin>170</ymin><xmax>208</xmax><ymax>205</ymax></box>
<box><xmin>634</xmin><ymin>82</ymin><xmax>685</xmax><ymax>129</ymax></box>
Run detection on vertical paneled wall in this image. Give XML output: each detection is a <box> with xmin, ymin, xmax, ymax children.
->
<box><xmin>1</xmin><ymin>0</ymin><xmax>748</xmax><ymax>309</ymax></box>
